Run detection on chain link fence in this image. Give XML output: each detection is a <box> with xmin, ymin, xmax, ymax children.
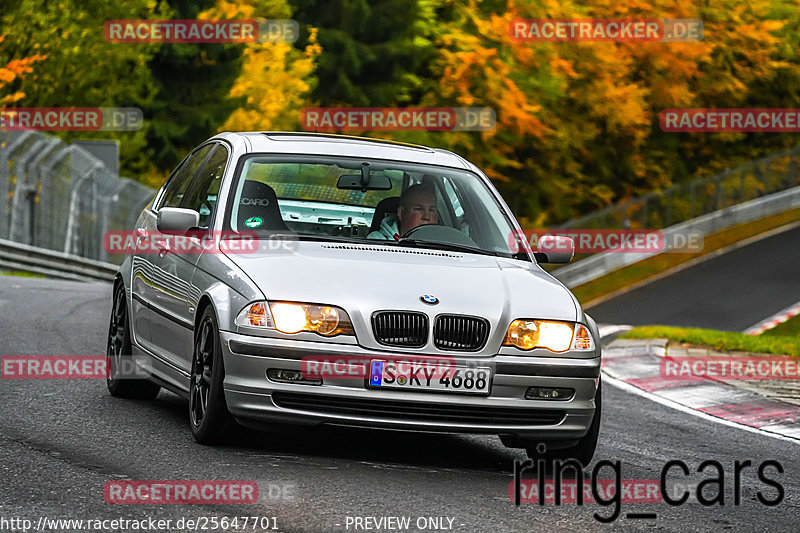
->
<box><xmin>1</xmin><ymin>131</ymin><xmax>155</xmax><ymax>265</ymax></box>
<box><xmin>3</xmin><ymin>129</ymin><xmax>800</xmax><ymax>269</ymax></box>
<box><xmin>556</xmin><ymin>146</ymin><xmax>800</xmax><ymax>230</ymax></box>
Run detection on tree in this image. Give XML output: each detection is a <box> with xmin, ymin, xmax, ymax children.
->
<box><xmin>144</xmin><ymin>0</ymin><xmax>246</xmax><ymax>177</ymax></box>
<box><xmin>289</xmin><ymin>0</ymin><xmax>438</xmax><ymax>106</ymax></box>
<box><xmin>200</xmin><ymin>0</ymin><xmax>321</xmax><ymax>132</ymax></box>
<box><xmin>0</xmin><ymin>0</ymin><xmax>166</xmax><ymax>183</ymax></box>
<box><xmin>393</xmin><ymin>0</ymin><xmax>800</xmax><ymax>225</ymax></box>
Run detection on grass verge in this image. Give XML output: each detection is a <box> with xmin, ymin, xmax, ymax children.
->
<box><xmin>762</xmin><ymin>314</ymin><xmax>800</xmax><ymax>337</ymax></box>
<box><xmin>620</xmin><ymin>326</ymin><xmax>800</xmax><ymax>357</ymax></box>
<box><xmin>569</xmin><ymin>207</ymin><xmax>800</xmax><ymax>305</ymax></box>
<box><xmin>0</xmin><ymin>270</ymin><xmax>45</xmax><ymax>278</ymax></box>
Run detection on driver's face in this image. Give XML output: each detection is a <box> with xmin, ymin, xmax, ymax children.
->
<box><xmin>397</xmin><ymin>191</ymin><xmax>438</xmax><ymax>235</ymax></box>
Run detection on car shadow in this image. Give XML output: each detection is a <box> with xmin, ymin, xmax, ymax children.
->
<box><xmin>152</xmin><ymin>389</ymin><xmax>525</xmax><ymax>474</ymax></box>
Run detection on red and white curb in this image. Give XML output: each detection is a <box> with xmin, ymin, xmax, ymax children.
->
<box><xmin>599</xmin><ymin>336</ymin><xmax>800</xmax><ymax>443</ymax></box>
<box><xmin>743</xmin><ymin>300</ymin><xmax>800</xmax><ymax>335</ymax></box>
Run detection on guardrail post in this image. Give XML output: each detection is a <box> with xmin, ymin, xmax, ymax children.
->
<box><xmin>0</xmin><ymin>132</ymin><xmax>33</xmax><ymax>240</ymax></box>
<box><xmin>9</xmin><ymin>138</ymin><xmax>48</xmax><ymax>244</ymax></box>
<box><xmin>28</xmin><ymin>137</ymin><xmax>61</xmax><ymax>248</ymax></box>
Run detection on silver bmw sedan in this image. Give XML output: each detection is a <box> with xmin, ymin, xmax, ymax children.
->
<box><xmin>107</xmin><ymin>132</ymin><xmax>601</xmax><ymax>464</ymax></box>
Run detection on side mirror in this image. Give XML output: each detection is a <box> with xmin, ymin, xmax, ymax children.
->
<box><xmin>157</xmin><ymin>207</ymin><xmax>199</xmax><ymax>233</ymax></box>
<box><xmin>535</xmin><ymin>235</ymin><xmax>574</xmax><ymax>264</ymax></box>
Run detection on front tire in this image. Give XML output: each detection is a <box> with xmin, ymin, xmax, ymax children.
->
<box><xmin>189</xmin><ymin>306</ymin><xmax>235</xmax><ymax>444</ymax></box>
<box><xmin>106</xmin><ymin>281</ymin><xmax>161</xmax><ymax>400</ymax></box>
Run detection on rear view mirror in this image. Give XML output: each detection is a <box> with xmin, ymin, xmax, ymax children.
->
<box><xmin>337</xmin><ymin>173</ymin><xmax>392</xmax><ymax>191</ymax></box>
<box><xmin>338</xmin><ymin>162</ymin><xmax>392</xmax><ymax>191</ymax></box>
<box><xmin>534</xmin><ymin>235</ymin><xmax>574</xmax><ymax>264</ymax></box>
<box><xmin>157</xmin><ymin>207</ymin><xmax>199</xmax><ymax>233</ymax></box>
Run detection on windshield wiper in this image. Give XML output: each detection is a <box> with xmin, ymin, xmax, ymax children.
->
<box><xmin>294</xmin><ymin>234</ymin><xmax>376</xmax><ymax>244</ymax></box>
<box><xmin>395</xmin><ymin>238</ymin><xmax>501</xmax><ymax>257</ymax></box>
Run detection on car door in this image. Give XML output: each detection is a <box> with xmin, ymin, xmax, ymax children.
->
<box><xmin>147</xmin><ymin>143</ymin><xmax>229</xmax><ymax>372</ymax></box>
<box><xmin>132</xmin><ymin>143</ymin><xmax>214</xmax><ymax>359</ymax></box>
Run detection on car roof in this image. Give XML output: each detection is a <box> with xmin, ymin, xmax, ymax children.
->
<box><xmin>214</xmin><ymin>131</ymin><xmax>471</xmax><ymax>169</ymax></box>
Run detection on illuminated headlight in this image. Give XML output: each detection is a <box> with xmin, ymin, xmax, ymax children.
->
<box><xmin>503</xmin><ymin>320</ymin><xmax>595</xmax><ymax>353</ymax></box>
<box><xmin>235</xmin><ymin>301</ymin><xmax>355</xmax><ymax>337</ymax></box>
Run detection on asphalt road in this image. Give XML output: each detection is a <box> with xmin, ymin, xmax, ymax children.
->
<box><xmin>0</xmin><ymin>276</ymin><xmax>798</xmax><ymax>532</ymax></box>
<box><xmin>587</xmin><ymin>225</ymin><xmax>800</xmax><ymax>332</ymax></box>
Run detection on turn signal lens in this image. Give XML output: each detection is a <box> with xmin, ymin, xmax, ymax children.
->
<box><xmin>572</xmin><ymin>324</ymin><xmax>595</xmax><ymax>351</ymax></box>
<box><xmin>236</xmin><ymin>302</ymin><xmax>274</xmax><ymax>328</ymax></box>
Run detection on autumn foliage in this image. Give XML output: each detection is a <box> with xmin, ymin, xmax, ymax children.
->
<box><xmin>2</xmin><ymin>0</ymin><xmax>800</xmax><ymax>224</ymax></box>
<box><xmin>0</xmin><ymin>36</ymin><xmax>45</xmax><ymax>106</ymax></box>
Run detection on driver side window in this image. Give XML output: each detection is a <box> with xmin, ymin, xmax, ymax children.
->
<box><xmin>180</xmin><ymin>144</ymin><xmax>229</xmax><ymax>229</ymax></box>
<box><xmin>156</xmin><ymin>144</ymin><xmax>214</xmax><ymax>210</ymax></box>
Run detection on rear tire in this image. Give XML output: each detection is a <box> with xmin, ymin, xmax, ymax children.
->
<box><xmin>106</xmin><ymin>281</ymin><xmax>161</xmax><ymax>400</ymax></box>
<box><xmin>189</xmin><ymin>306</ymin><xmax>235</xmax><ymax>444</ymax></box>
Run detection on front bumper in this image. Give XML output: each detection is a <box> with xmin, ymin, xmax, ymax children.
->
<box><xmin>220</xmin><ymin>331</ymin><xmax>600</xmax><ymax>441</ymax></box>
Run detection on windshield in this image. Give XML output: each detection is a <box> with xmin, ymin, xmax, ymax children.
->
<box><xmin>226</xmin><ymin>155</ymin><xmax>526</xmax><ymax>259</ymax></box>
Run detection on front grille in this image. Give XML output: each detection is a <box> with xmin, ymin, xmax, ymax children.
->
<box><xmin>371</xmin><ymin>311</ymin><xmax>428</xmax><ymax>347</ymax></box>
<box><xmin>434</xmin><ymin>314</ymin><xmax>490</xmax><ymax>351</ymax></box>
<box><xmin>272</xmin><ymin>392</ymin><xmax>565</xmax><ymax>426</ymax></box>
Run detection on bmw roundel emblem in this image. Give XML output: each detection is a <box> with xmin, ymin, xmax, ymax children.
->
<box><xmin>420</xmin><ymin>294</ymin><xmax>439</xmax><ymax>305</ymax></box>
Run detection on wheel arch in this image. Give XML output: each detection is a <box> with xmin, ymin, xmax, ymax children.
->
<box><xmin>194</xmin><ymin>295</ymin><xmax>216</xmax><ymax>332</ymax></box>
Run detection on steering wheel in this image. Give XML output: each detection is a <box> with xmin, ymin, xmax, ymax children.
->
<box><xmin>401</xmin><ymin>224</ymin><xmax>479</xmax><ymax>247</ymax></box>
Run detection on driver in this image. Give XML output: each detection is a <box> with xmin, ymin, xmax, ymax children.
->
<box><xmin>368</xmin><ymin>184</ymin><xmax>438</xmax><ymax>240</ymax></box>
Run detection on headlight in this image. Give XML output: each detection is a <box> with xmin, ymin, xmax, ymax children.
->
<box><xmin>503</xmin><ymin>320</ymin><xmax>595</xmax><ymax>353</ymax></box>
<box><xmin>235</xmin><ymin>301</ymin><xmax>355</xmax><ymax>337</ymax></box>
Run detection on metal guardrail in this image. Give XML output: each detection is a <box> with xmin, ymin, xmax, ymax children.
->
<box><xmin>0</xmin><ymin>238</ymin><xmax>117</xmax><ymax>282</ymax></box>
<box><xmin>555</xmin><ymin>145</ymin><xmax>800</xmax><ymax>230</ymax></box>
<box><xmin>552</xmin><ymin>185</ymin><xmax>800</xmax><ymax>289</ymax></box>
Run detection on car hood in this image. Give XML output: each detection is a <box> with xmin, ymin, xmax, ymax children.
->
<box><xmin>224</xmin><ymin>241</ymin><xmax>578</xmax><ymax>351</ymax></box>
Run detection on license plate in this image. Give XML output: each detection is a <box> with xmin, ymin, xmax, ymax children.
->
<box><xmin>368</xmin><ymin>360</ymin><xmax>491</xmax><ymax>395</ymax></box>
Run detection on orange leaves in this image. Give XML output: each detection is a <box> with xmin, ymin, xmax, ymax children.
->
<box><xmin>0</xmin><ymin>34</ymin><xmax>46</xmax><ymax>105</ymax></box>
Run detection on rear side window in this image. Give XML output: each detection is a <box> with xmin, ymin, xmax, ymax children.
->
<box><xmin>157</xmin><ymin>144</ymin><xmax>214</xmax><ymax>209</ymax></box>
